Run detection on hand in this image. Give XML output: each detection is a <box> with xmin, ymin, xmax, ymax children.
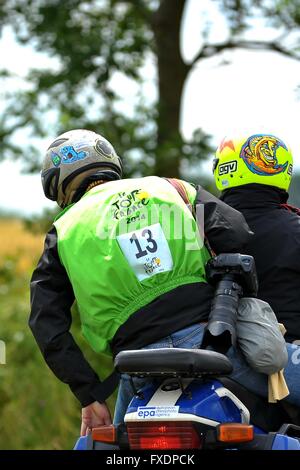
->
<box><xmin>80</xmin><ymin>401</ymin><xmax>112</xmax><ymax>436</ymax></box>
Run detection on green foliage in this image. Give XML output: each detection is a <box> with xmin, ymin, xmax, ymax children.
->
<box><xmin>0</xmin><ymin>257</ymin><xmax>76</xmax><ymax>449</ymax></box>
<box><xmin>23</xmin><ymin>207</ymin><xmax>60</xmax><ymax>234</ymax></box>
<box><xmin>0</xmin><ymin>0</ymin><xmax>233</xmax><ymax>177</ymax></box>
<box><xmin>0</xmin><ymin>252</ymin><xmax>117</xmax><ymax>449</ymax></box>
<box><xmin>1</xmin><ymin>0</ymin><xmax>299</xmax><ymax>177</ymax></box>
<box><xmin>0</xmin><ymin>0</ymin><xmax>160</xmax><ymax>175</ymax></box>
<box><xmin>1</xmin><ymin>0</ymin><xmax>300</xmax><ymax>450</ymax></box>
<box><xmin>264</xmin><ymin>0</ymin><xmax>300</xmax><ymax>27</ymax></box>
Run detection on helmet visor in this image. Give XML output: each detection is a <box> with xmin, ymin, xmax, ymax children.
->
<box><xmin>212</xmin><ymin>158</ymin><xmax>219</xmax><ymax>174</ymax></box>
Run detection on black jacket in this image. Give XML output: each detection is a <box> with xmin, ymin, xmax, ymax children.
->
<box><xmin>221</xmin><ymin>184</ymin><xmax>300</xmax><ymax>343</ymax></box>
<box><xmin>29</xmin><ymin>183</ymin><xmax>252</xmax><ymax>406</ymax></box>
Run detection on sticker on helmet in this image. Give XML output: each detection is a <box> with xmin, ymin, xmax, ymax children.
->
<box><xmin>218</xmin><ymin>138</ymin><xmax>235</xmax><ymax>153</ymax></box>
<box><xmin>288</xmin><ymin>164</ymin><xmax>293</xmax><ymax>176</ymax></box>
<box><xmin>72</xmin><ymin>140</ymin><xmax>94</xmax><ymax>151</ymax></box>
<box><xmin>240</xmin><ymin>135</ymin><xmax>288</xmax><ymax>176</ymax></box>
<box><xmin>95</xmin><ymin>139</ymin><xmax>114</xmax><ymax>159</ymax></box>
<box><xmin>218</xmin><ymin>160</ymin><xmax>237</xmax><ymax>176</ymax></box>
<box><xmin>51</xmin><ymin>151</ymin><xmax>62</xmax><ymax>167</ymax></box>
<box><xmin>59</xmin><ymin>146</ymin><xmax>88</xmax><ymax>164</ymax></box>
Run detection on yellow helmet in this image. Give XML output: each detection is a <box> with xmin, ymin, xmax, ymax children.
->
<box><xmin>213</xmin><ymin>134</ymin><xmax>293</xmax><ymax>192</ymax></box>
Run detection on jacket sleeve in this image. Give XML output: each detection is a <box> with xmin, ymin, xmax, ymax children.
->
<box><xmin>194</xmin><ymin>185</ymin><xmax>253</xmax><ymax>254</ymax></box>
<box><xmin>29</xmin><ymin>226</ymin><xmax>118</xmax><ymax>406</ymax></box>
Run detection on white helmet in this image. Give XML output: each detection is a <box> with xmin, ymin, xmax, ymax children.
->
<box><xmin>41</xmin><ymin>129</ymin><xmax>122</xmax><ymax>207</ymax></box>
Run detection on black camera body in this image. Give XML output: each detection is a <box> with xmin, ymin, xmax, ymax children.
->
<box><xmin>201</xmin><ymin>253</ymin><xmax>258</xmax><ymax>354</ymax></box>
<box><xmin>206</xmin><ymin>253</ymin><xmax>258</xmax><ymax>297</ymax></box>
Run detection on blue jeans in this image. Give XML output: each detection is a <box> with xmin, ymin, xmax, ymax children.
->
<box><xmin>113</xmin><ymin>323</ymin><xmax>300</xmax><ymax>424</ymax></box>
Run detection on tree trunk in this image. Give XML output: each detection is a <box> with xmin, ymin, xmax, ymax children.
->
<box><xmin>152</xmin><ymin>0</ymin><xmax>189</xmax><ymax>177</ymax></box>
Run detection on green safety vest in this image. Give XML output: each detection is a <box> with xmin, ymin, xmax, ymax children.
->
<box><xmin>54</xmin><ymin>176</ymin><xmax>211</xmax><ymax>355</ymax></box>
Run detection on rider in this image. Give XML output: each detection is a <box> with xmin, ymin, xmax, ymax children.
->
<box><xmin>212</xmin><ymin>133</ymin><xmax>300</xmax><ymax>344</ymax></box>
<box><xmin>30</xmin><ymin>129</ymin><xmax>300</xmax><ymax>432</ymax></box>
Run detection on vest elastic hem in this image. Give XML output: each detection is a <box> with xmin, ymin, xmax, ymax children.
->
<box><xmin>116</xmin><ymin>275</ymin><xmax>205</xmax><ymax>327</ymax></box>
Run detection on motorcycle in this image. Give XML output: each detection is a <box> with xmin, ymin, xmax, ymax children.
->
<box><xmin>74</xmin><ymin>254</ymin><xmax>300</xmax><ymax>450</ymax></box>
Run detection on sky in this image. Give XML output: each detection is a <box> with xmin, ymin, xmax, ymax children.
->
<box><xmin>1</xmin><ymin>0</ymin><xmax>300</xmax><ymax>215</ymax></box>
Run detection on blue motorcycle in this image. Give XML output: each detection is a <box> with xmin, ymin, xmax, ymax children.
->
<box><xmin>74</xmin><ymin>254</ymin><xmax>300</xmax><ymax>451</ymax></box>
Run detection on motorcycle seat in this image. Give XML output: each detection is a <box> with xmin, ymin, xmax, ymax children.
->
<box><xmin>114</xmin><ymin>347</ymin><xmax>233</xmax><ymax>377</ymax></box>
<box><xmin>115</xmin><ymin>348</ymin><xmax>300</xmax><ymax>432</ymax></box>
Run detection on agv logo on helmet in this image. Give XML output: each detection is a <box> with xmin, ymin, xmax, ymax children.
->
<box><xmin>218</xmin><ymin>160</ymin><xmax>237</xmax><ymax>176</ymax></box>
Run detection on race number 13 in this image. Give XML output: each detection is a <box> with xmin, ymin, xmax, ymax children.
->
<box><xmin>130</xmin><ymin>229</ymin><xmax>158</xmax><ymax>259</ymax></box>
<box><xmin>117</xmin><ymin>223</ymin><xmax>173</xmax><ymax>281</ymax></box>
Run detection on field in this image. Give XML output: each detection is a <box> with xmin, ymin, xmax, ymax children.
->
<box><xmin>0</xmin><ymin>218</ymin><xmax>115</xmax><ymax>449</ymax></box>
<box><xmin>0</xmin><ymin>218</ymin><xmax>44</xmax><ymax>274</ymax></box>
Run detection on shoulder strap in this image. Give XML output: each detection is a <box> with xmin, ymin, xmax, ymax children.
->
<box><xmin>165</xmin><ymin>178</ymin><xmax>215</xmax><ymax>256</ymax></box>
<box><xmin>280</xmin><ymin>203</ymin><xmax>300</xmax><ymax>216</ymax></box>
<box><xmin>165</xmin><ymin>178</ymin><xmax>190</xmax><ymax>205</ymax></box>
<box><xmin>165</xmin><ymin>178</ymin><xmax>195</xmax><ymax>217</ymax></box>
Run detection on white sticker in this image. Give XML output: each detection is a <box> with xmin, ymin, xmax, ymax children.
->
<box><xmin>137</xmin><ymin>406</ymin><xmax>179</xmax><ymax>419</ymax></box>
<box><xmin>73</xmin><ymin>140</ymin><xmax>93</xmax><ymax>150</ymax></box>
<box><xmin>221</xmin><ymin>179</ymin><xmax>229</xmax><ymax>187</ymax></box>
<box><xmin>117</xmin><ymin>223</ymin><xmax>173</xmax><ymax>281</ymax></box>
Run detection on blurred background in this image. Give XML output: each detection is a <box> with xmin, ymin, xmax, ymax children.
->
<box><xmin>1</xmin><ymin>0</ymin><xmax>300</xmax><ymax>449</ymax></box>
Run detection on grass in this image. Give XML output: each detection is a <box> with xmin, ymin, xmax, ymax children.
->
<box><xmin>0</xmin><ymin>217</ymin><xmax>117</xmax><ymax>449</ymax></box>
<box><xmin>0</xmin><ymin>218</ymin><xmax>44</xmax><ymax>274</ymax></box>
<box><xmin>0</xmin><ymin>219</ymin><xmax>80</xmax><ymax>448</ymax></box>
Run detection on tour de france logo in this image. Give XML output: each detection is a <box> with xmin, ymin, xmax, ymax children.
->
<box><xmin>240</xmin><ymin>134</ymin><xmax>288</xmax><ymax>176</ymax></box>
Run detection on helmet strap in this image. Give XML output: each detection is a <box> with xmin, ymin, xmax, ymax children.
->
<box><xmin>85</xmin><ymin>180</ymin><xmax>105</xmax><ymax>192</ymax></box>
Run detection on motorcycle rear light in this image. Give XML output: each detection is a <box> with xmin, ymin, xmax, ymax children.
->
<box><xmin>217</xmin><ymin>423</ymin><xmax>254</xmax><ymax>443</ymax></box>
<box><xmin>127</xmin><ymin>421</ymin><xmax>202</xmax><ymax>450</ymax></box>
<box><xmin>92</xmin><ymin>425</ymin><xmax>116</xmax><ymax>443</ymax></box>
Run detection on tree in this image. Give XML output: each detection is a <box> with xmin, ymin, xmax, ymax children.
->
<box><xmin>0</xmin><ymin>0</ymin><xmax>300</xmax><ymax>179</ymax></box>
